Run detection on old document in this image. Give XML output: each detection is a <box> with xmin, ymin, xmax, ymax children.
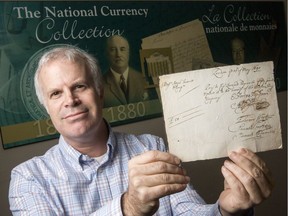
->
<box><xmin>141</xmin><ymin>19</ymin><xmax>213</xmax><ymax>73</ymax></box>
<box><xmin>159</xmin><ymin>61</ymin><xmax>282</xmax><ymax>162</ymax></box>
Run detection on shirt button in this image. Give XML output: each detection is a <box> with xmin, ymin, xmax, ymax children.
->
<box><xmin>98</xmin><ymin>168</ymin><xmax>103</xmax><ymax>173</ymax></box>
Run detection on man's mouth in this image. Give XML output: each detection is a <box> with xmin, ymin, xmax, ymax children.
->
<box><xmin>63</xmin><ymin>110</ymin><xmax>88</xmax><ymax>120</ymax></box>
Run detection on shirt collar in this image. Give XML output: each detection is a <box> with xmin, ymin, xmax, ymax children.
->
<box><xmin>59</xmin><ymin>135</ymin><xmax>83</xmax><ymax>166</ymax></box>
<box><xmin>110</xmin><ymin>67</ymin><xmax>129</xmax><ymax>82</ymax></box>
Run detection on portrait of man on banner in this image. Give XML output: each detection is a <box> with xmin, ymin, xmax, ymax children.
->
<box><xmin>103</xmin><ymin>35</ymin><xmax>150</xmax><ymax>108</ymax></box>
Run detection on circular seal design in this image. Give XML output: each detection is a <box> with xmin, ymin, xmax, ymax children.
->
<box><xmin>20</xmin><ymin>44</ymin><xmax>70</xmax><ymax>120</ymax></box>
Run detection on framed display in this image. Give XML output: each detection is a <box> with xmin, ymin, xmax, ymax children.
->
<box><xmin>0</xmin><ymin>1</ymin><xmax>286</xmax><ymax>148</ymax></box>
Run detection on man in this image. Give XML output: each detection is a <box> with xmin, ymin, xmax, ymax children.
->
<box><xmin>231</xmin><ymin>37</ymin><xmax>245</xmax><ymax>64</ymax></box>
<box><xmin>9</xmin><ymin>45</ymin><xmax>273</xmax><ymax>215</ymax></box>
<box><xmin>103</xmin><ymin>35</ymin><xmax>148</xmax><ymax>107</ymax></box>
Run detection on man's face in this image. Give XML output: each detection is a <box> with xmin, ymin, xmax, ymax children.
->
<box><xmin>38</xmin><ymin>59</ymin><xmax>104</xmax><ymax>141</ymax></box>
<box><xmin>106</xmin><ymin>36</ymin><xmax>129</xmax><ymax>73</ymax></box>
<box><xmin>231</xmin><ymin>39</ymin><xmax>245</xmax><ymax>64</ymax></box>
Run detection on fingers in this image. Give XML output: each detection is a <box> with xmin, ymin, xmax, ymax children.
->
<box><xmin>234</xmin><ymin>148</ymin><xmax>274</xmax><ymax>189</ymax></box>
<box><xmin>223</xmin><ymin>148</ymin><xmax>273</xmax><ymax>205</ymax></box>
<box><xmin>139</xmin><ymin>183</ymin><xmax>188</xmax><ymax>202</ymax></box>
<box><xmin>221</xmin><ymin>165</ymin><xmax>252</xmax><ymax>211</ymax></box>
<box><xmin>124</xmin><ymin>150</ymin><xmax>189</xmax><ymax>215</ymax></box>
<box><xmin>132</xmin><ymin>150</ymin><xmax>181</xmax><ymax>166</ymax></box>
<box><xmin>230</xmin><ymin>148</ymin><xmax>273</xmax><ymax>198</ymax></box>
<box><xmin>130</xmin><ymin>160</ymin><xmax>186</xmax><ymax>176</ymax></box>
<box><xmin>222</xmin><ymin>160</ymin><xmax>262</xmax><ymax>206</ymax></box>
<box><xmin>129</xmin><ymin>150</ymin><xmax>189</xmax><ymax>190</ymax></box>
<box><xmin>132</xmin><ymin>171</ymin><xmax>190</xmax><ymax>188</ymax></box>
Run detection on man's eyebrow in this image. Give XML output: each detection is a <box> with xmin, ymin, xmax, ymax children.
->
<box><xmin>46</xmin><ymin>88</ymin><xmax>60</xmax><ymax>97</ymax></box>
<box><xmin>70</xmin><ymin>79</ymin><xmax>86</xmax><ymax>85</ymax></box>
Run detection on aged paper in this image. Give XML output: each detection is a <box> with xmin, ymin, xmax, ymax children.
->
<box><xmin>159</xmin><ymin>61</ymin><xmax>282</xmax><ymax>162</ymax></box>
<box><xmin>141</xmin><ymin>19</ymin><xmax>213</xmax><ymax>73</ymax></box>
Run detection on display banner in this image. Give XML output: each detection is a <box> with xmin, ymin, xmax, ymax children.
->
<box><xmin>0</xmin><ymin>1</ymin><xmax>286</xmax><ymax>148</ymax></box>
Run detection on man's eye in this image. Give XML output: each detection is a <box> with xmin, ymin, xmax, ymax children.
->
<box><xmin>74</xmin><ymin>84</ymin><xmax>87</xmax><ymax>92</ymax></box>
<box><xmin>76</xmin><ymin>85</ymin><xmax>85</xmax><ymax>89</ymax></box>
<box><xmin>50</xmin><ymin>91</ymin><xmax>60</xmax><ymax>98</ymax></box>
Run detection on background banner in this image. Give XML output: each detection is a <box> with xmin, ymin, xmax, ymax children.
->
<box><xmin>0</xmin><ymin>1</ymin><xmax>286</xmax><ymax>148</ymax></box>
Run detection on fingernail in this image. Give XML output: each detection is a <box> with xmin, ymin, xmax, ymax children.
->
<box><xmin>224</xmin><ymin>160</ymin><xmax>232</xmax><ymax>166</ymax></box>
<box><xmin>221</xmin><ymin>165</ymin><xmax>228</xmax><ymax>173</ymax></box>
<box><xmin>229</xmin><ymin>151</ymin><xmax>237</xmax><ymax>158</ymax></box>
<box><xmin>235</xmin><ymin>148</ymin><xmax>247</xmax><ymax>154</ymax></box>
<box><xmin>239</xmin><ymin>148</ymin><xmax>247</xmax><ymax>154</ymax></box>
<box><xmin>175</xmin><ymin>157</ymin><xmax>181</xmax><ymax>165</ymax></box>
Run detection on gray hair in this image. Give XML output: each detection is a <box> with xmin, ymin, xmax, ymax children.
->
<box><xmin>34</xmin><ymin>45</ymin><xmax>103</xmax><ymax>106</ymax></box>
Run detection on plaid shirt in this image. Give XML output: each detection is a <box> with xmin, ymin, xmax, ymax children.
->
<box><xmin>9</xmin><ymin>126</ymin><xmax>222</xmax><ymax>216</ymax></box>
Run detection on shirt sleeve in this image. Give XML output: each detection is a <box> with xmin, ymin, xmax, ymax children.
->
<box><xmin>9</xmin><ymin>167</ymin><xmax>124</xmax><ymax>216</ymax></box>
<box><xmin>89</xmin><ymin>194</ymin><xmax>123</xmax><ymax>216</ymax></box>
<box><xmin>167</xmin><ymin>184</ymin><xmax>221</xmax><ymax>216</ymax></box>
<box><xmin>169</xmin><ymin>184</ymin><xmax>254</xmax><ymax>216</ymax></box>
<box><xmin>217</xmin><ymin>202</ymin><xmax>255</xmax><ymax>216</ymax></box>
<box><xmin>9</xmin><ymin>168</ymin><xmax>62</xmax><ymax>216</ymax></box>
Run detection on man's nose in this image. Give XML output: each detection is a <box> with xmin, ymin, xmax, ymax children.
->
<box><xmin>115</xmin><ymin>48</ymin><xmax>121</xmax><ymax>56</ymax></box>
<box><xmin>64</xmin><ymin>91</ymin><xmax>80</xmax><ymax>107</ymax></box>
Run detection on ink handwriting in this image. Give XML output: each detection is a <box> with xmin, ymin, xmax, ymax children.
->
<box><xmin>167</xmin><ymin>106</ymin><xmax>204</xmax><ymax>128</ymax></box>
<box><xmin>229</xmin><ymin>113</ymin><xmax>275</xmax><ymax>141</ymax></box>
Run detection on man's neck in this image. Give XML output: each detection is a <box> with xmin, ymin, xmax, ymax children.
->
<box><xmin>111</xmin><ymin>66</ymin><xmax>129</xmax><ymax>75</ymax></box>
<box><xmin>64</xmin><ymin>120</ymin><xmax>109</xmax><ymax>157</ymax></box>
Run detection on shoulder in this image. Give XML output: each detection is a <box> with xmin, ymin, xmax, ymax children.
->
<box><xmin>11</xmin><ymin>144</ymin><xmax>61</xmax><ymax>178</ymax></box>
<box><xmin>136</xmin><ymin>133</ymin><xmax>166</xmax><ymax>151</ymax></box>
<box><xmin>128</xmin><ymin>68</ymin><xmax>142</xmax><ymax>77</ymax></box>
<box><xmin>103</xmin><ymin>70</ymin><xmax>113</xmax><ymax>81</ymax></box>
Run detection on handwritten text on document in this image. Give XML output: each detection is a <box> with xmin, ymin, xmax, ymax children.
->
<box><xmin>159</xmin><ymin>61</ymin><xmax>282</xmax><ymax>162</ymax></box>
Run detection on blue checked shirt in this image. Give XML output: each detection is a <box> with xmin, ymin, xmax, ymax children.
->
<box><xmin>9</xmin><ymin>126</ymin><xmax>223</xmax><ymax>215</ymax></box>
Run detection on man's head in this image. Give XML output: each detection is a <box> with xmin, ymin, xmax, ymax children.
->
<box><xmin>35</xmin><ymin>46</ymin><xmax>103</xmax><ymax>106</ymax></box>
<box><xmin>231</xmin><ymin>37</ymin><xmax>245</xmax><ymax>64</ymax></box>
<box><xmin>106</xmin><ymin>35</ymin><xmax>130</xmax><ymax>74</ymax></box>
<box><xmin>34</xmin><ymin>45</ymin><xmax>104</xmax><ymax>141</ymax></box>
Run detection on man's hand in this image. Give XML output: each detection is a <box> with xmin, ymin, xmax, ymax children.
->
<box><xmin>122</xmin><ymin>150</ymin><xmax>190</xmax><ymax>216</ymax></box>
<box><xmin>219</xmin><ymin>148</ymin><xmax>274</xmax><ymax>216</ymax></box>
